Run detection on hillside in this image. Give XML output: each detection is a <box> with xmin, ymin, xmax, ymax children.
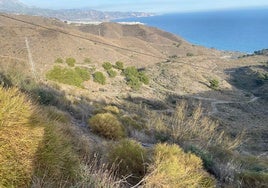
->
<box><xmin>0</xmin><ymin>0</ymin><xmax>153</xmax><ymax>21</ymax></box>
<box><xmin>0</xmin><ymin>14</ymin><xmax>267</xmax><ymax>187</ymax></box>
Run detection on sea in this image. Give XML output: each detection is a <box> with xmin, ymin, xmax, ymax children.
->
<box><xmin>114</xmin><ymin>8</ymin><xmax>268</xmax><ymax>53</ymax></box>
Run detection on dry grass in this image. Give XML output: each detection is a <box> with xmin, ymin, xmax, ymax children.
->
<box><xmin>144</xmin><ymin>143</ymin><xmax>215</xmax><ymax>188</ymax></box>
<box><xmin>0</xmin><ymin>87</ymin><xmax>44</xmax><ymax>187</ymax></box>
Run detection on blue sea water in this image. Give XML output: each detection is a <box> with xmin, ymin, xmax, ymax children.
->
<box><xmin>114</xmin><ymin>8</ymin><xmax>268</xmax><ymax>53</ymax></box>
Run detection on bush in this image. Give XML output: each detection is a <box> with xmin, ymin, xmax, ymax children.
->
<box><xmin>107</xmin><ymin>69</ymin><xmax>117</xmax><ymax>78</ymax></box>
<box><xmin>75</xmin><ymin>67</ymin><xmax>91</xmax><ymax>81</ymax></box>
<box><xmin>55</xmin><ymin>58</ymin><xmax>63</xmax><ymax>64</ymax></box>
<box><xmin>114</xmin><ymin>61</ymin><xmax>124</xmax><ymax>70</ymax></box>
<box><xmin>123</xmin><ymin>66</ymin><xmax>149</xmax><ymax>90</ymax></box>
<box><xmin>209</xmin><ymin>79</ymin><xmax>219</xmax><ymax>90</ymax></box>
<box><xmin>93</xmin><ymin>72</ymin><xmax>106</xmax><ymax>85</ymax></box>
<box><xmin>108</xmin><ymin>139</ymin><xmax>147</xmax><ymax>185</ymax></box>
<box><xmin>0</xmin><ymin>87</ymin><xmax>42</xmax><ymax>187</ymax></box>
<box><xmin>144</xmin><ymin>143</ymin><xmax>215</xmax><ymax>187</ymax></box>
<box><xmin>139</xmin><ymin>71</ymin><xmax>149</xmax><ymax>85</ymax></box>
<box><xmin>66</xmin><ymin>57</ymin><xmax>76</xmax><ymax>67</ymax></box>
<box><xmin>46</xmin><ymin>66</ymin><xmax>84</xmax><ymax>87</ymax></box>
<box><xmin>102</xmin><ymin>62</ymin><xmax>113</xmax><ymax>70</ymax></box>
<box><xmin>88</xmin><ymin>113</ymin><xmax>125</xmax><ymax>140</ymax></box>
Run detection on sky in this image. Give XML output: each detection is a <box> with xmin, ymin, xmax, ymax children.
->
<box><xmin>19</xmin><ymin>0</ymin><xmax>268</xmax><ymax>13</ymax></box>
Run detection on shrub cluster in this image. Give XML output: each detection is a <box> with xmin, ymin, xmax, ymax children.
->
<box><xmin>46</xmin><ymin>66</ymin><xmax>90</xmax><ymax>87</ymax></box>
<box><xmin>93</xmin><ymin>71</ymin><xmax>106</xmax><ymax>85</ymax></box>
<box><xmin>124</xmin><ymin>66</ymin><xmax>149</xmax><ymax>90</ymax></box>
<box><xmin>88</xmin><ymin>113</ymin><xmax>125</xmax><ymax>140</ymax></box>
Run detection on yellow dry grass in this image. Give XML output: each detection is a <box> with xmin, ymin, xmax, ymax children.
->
<box><xmin>144</xmin><ymin>143</ymin><xmax>215</xmax><ymax>188</ymax></box>
<box><xmin>0</xmin><ymin>87</ymin><xmax>44</xmax><ymax>187</ymax></box>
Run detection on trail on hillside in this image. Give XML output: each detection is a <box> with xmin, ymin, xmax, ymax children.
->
<box><xmin>25</xmin><ymin>37</ymin><xmax>37</xmax><ymax>80</ymax></box>
<box><xmin>150</xmin><ymin>79</ymin><xmax>260</xmax><ymax>115</ymax></box>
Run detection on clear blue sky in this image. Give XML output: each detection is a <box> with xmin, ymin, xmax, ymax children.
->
<box><xmin>20</xmin><ymin>0</ymin><xmax>268</xmax><ymax>13</ymax></box>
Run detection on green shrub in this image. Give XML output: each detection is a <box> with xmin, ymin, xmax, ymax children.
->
<box><xmin>114</xmin><ymin>61</ymin><xmax>124</xmax><ymax>70</ymax></box>
<box><xmin>66</xmin><ymin>57</ymin><xmax>76</xmax><ymax>67</ymax></box>
<box><xmin>209</xmin><ymin>79</ymin><xmax>219</xmax><ymax>90</ymax></box>
<box><xmin>144</xmin><ymin>143</ymin><xmax>215</xmax><ymax>187</ymax></box>
<box><xmin>107</xmin><ymin>69</ymin><xmax>117</xmax><ymax>78</ymax></box>
<box><xmin>46</xmin><ymin>66</ymin><xmax>84</xmax><ymax>87</ymax></box>
<box><xmin>108</xmin><ymin>139</ymin><xmax>147</xmax><ymax>185</ymax></box>
<box><xmin>75</xmin><ymin>67</ymin><xmax>90</xmax><ymax>81</ymax></box>
<box><xmin>126</xmin><ymin>75</ymin><xmax>142</xmax><ymax>90</ymax></box>
<box><xmin>88</xmin><ymin>113</ymin><xmax>125</xmax><ymax>140</ymax></box>
<box><xmin>139</xmin><ymin>71</ymin><xmax>149</xmax><ymax>85</ymax></box>
<box><xmin>120</xmin><ymin>116</ymin><xmax>143</xmax><ymax>131</ymax></box>
<box><xmin>93</xmin><ymin>72</ymin><xmax>106</xmax><ymax>85</ymax></box>
<box><xmin>55</xmin><ymin>58</ymin><xmax>63</xmax><ymax>64</ymax></box>
<box><xmin>102</xmin><ymin>62</ymin><xmax>113</xmax><ymax>70</ymax></box>
<box><xmin>123</xmin><ymin>67</ymin><xmax>149</xmax><ymax>90</ymax></box>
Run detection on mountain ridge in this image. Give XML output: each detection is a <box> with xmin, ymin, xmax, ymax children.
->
<box><xmin>0</xmin><ymin>0</ymin><xmax>154</xmax><ymax>21</ymax></box>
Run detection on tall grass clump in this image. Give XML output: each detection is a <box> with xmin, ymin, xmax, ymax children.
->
<box><xmin>108</xmin><ymin>139</ymin><xmax>147</xmax><ymax>185</ymax></box>
<box><xmin>144</xmin><ymin>143</ymin><xmax>215</xmax><ymax>187</ymax></box>
<box><xmin>88</xmin><ymin>113</ymin><xmax>125</xmax><ymax>140</ymax></box>
<box><xmin>0</xmin><ymin>87</ymin><xmax>44</xmax><ymax>187</ymax></box>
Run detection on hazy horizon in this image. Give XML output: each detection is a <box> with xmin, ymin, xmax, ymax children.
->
<box><xmin>19</xmin><ymin>0</ymin><xmax>268</xmax><ymax>13</ymax></box>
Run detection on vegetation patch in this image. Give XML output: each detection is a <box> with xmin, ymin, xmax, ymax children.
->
<box><xmin>46</xmin><ymin>66</ymin><xmax>89</xmax><ymax>87</ymax></box>
<box><xmin>88</xmin><ymin>113</ymin><xmax>125</xmax><ymax>140</ymax></box>
<box><xmin>209</xmin><ymin>78</ymin><xmax>219</xmax><ymax>90</ymax></box>
<box><xmin>124</xmin><ymin>66</ymin><xmax>149</xmax><ymax>90</ymax></box>
<box><xmin>93</xmin><ymin>71</ymin><xmax>106</xmax><ymax>85</ymax></box>
<box><xmin>54</xmin><ymin>57</ymin><xmax>63</xmax><ymax>64</ymax></box>
<box><xmin>114</xmin><ymin>61</ymin><xmax>124</xmax><ymax>70</ymax></box>
<box><xmin>107</xmin><ymin>69</ymin><xmax>117</xmax><ymax>78</ymax></box>
<box><xmin>108</xmin><ymin>139</ymin><xmax>147</xmax><ymax>185</ymax></box>
<box><xmin>0</xmin><ymin>87</ymin><xmax>43</xmax><ymax>187</ymax></box>
<box><xmin>144</xmin><ymin>143</ymin><xmax>215</xmax><ymax>187</ymax></box>
<box><xmin>66</xmin><ymin>57</ymin><xmax>76</xmax><ymax>67</ymax></box>
<box><xmin>102</xmin><ymin>62</ymin><xmax>113</xmax><ymax>70</ymax></box>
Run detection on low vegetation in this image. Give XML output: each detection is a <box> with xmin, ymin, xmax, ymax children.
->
<box><xmin>209</xmin><ymin>78</ymin><xmax>219</xmax><ymax>90</ymax></box>
<box><xmin>144</xmin><ymin>143</ymin><xmax>215</xmax><ymax>187</ymax></box>
<box><xmin>107</xmin><ymin>69</ymin><xmax>117</xmax><ymax>78</ymax></box>
<box><xmin>114</xmin><ymin>61</ymin><xmax>124</xmax><ymax>70</ymax></box>
<box><xmin>124</xmin><ymin>66</ymin><xmax>149</xmax><ymax>90</ymax></box>
<box><xmin>93</xmin><ymin>71</ymin><xmax>106</xmax><ymax>85</ymax></box>
<box><xmin>66</xmin><ymin>57</ymin><xmax>76</xmax><ymax>67</ymax></box>
<box><xmin>88</xmin><ymin>113</ymin><xmax>125</xmax><ymax>140</ymax></box>
<box><xmin>46</xmin><ymin>66</ymin><xmax>90</xmax><ymax>87</ymax></box>
<box><xmin>102</xmin><ymin>62</ymin><xmax>113</xmax><ymax>70</ymax></box>
<box><xmin>108</xmin><ymin>139</ymin><xmax>147</xmax><ymax>184</ymax></box>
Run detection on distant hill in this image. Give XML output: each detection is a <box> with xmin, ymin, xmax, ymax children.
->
<box><xmin>0</xmin><ymin>0</ymin><xmax>154</xmax><ymax>21</ymax></box>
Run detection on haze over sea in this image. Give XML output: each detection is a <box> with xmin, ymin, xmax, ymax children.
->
<box><xmin>115</xmin><ymin>8</ymin><xmax>268</xmax><ymax>53</ymax></box>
